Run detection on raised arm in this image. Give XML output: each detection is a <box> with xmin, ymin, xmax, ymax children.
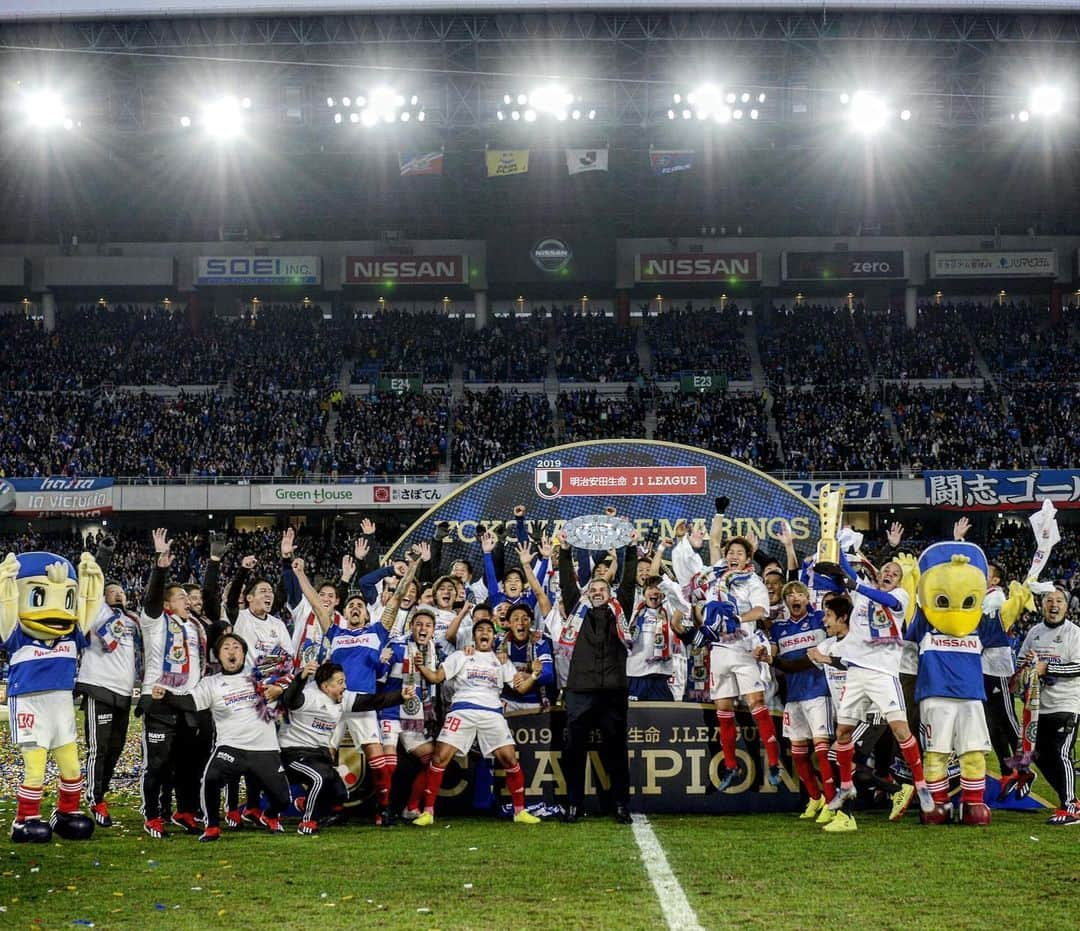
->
<box><xmin>144</xmin><ymin>528</ymin><xmax>173</xmax><ymax>618</ymax></box>
<box><xmin>617</xmin><ymin>539</ymin><xmax>639</xmax><ymax>616</ymax></box>
<box><xmin>379</xmin><ymin>558</ymin><xmax>419</xmax><ymax>630</ymax></box>
<box><xmin>557</xmin><ymin>531</ymin><xmax>581</xmax><ymax>609</ymax></box>
<box><xmin>225</xmin><ymin>556</ymin><xmax>255</xmax><ymax>624</ymax></box>
<box><xmin>292</xmin><ymin>559</ymin><xmax>333</xmax><ymax>632</ymax></box>
<box><xmin>515</xmin><ymin>541</ymin><xmax>552</xmax><ymax>617</ymax></box>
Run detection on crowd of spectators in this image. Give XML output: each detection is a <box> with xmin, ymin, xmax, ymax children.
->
<box><xmin>554</xmin><ymin>313</ymin><xmax>642</xmax><ymax>382</ymax></box>
<box><xmin>653</xmin><ymin>389</ymin><xmax>780</xmax><ymax>470</ymax></box>
<box><xmin>350</xmin><ymin>310</ymin><xmax>462</xmax><ymax>383</ymax></box>
<box><xmin>460</xmin><ymin>315</ymin><xmax>548</xmax><ymax>382</ymax></box>
<box><xmin>556</xmin><ymin>387</ymin><xmax>650</xmax><ymax>442</ymax></box>
<box><xmin>331</xmin><ymin>392</ymin><xmax>449</xmax><ymax>477</ymax></box>
<box><xmin>958</xmin><ymin>300</ymin><xmax>1080</xmax><ymax>382</ymax></box>
<box><xmin>863</xmin><ymin>304</ymin><xmax>980</xmax><ymax>380</ymax></box>
<box><xmin>759</xmin><ymin>304</ymin><xmax>868</xmax><ymax>387</ymax></box>
<box><xmin>229</xmin><ymin>305</ymin><xmax>346</xmax><ymax>393</ymax></box>
<box><xmin>645</xmin><ymin>304</ymin><xmax>753</xmax><ymax>380</ymax></box>
<box><xmin>450</xmin><ymin>388</ymin><xmax>554</xmax><ymax>474</ymax></box>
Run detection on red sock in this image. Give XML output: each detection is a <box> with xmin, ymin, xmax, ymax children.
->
<box><xmin>750</xmin><ymin>707</ymin><xmax>780</xmax><ymax>767</ymax></box>
<box><xmin>961</xmin><ymin>777</ymin><xmax>984</xmax><ymax>806</ymax></box>
<box><xmin>58</xmin><ymin>777</ymin><xmax>83</xmax><ymax>814</ymax></box>
<box><xmin>423</xmin><ymin>764</ymin><xmax>445</xmax><ymax>814</ymax></box>
<box><xmin>835</xmin><ymin>741</ymin><xmax>855</xmax><ymax>788</ymax></box>
<box><xmin>791</xmin><ymin>748</ymin><xmax>820</xmax><ymax>799</ymax></box>
<box><xmin>898</xmin><ymin>735</ymin><xmax>926</xmax><ymax>786</ymax></box>
<box><xmin>505</xmin><ymin>764</ymin><xmax>526</xmax><ymax>814</ymax></box>
<box><xmin>380</xmin><ymin>757</ymin><xmax>397</xmax><ymax>807</ymax></box>
<box><xmin>407</xmin><ymin>755</ymin><xmax>432</xmax><ymax>812</ymax></box>
<box><xmin>929</xmin><ymin>778</ymin><xmax>950</xmax><ymax>804</ymax></box>
<box><xmin>16</xmin><ymin>784</ymin><xmax>43</xmax><ymax>821</ymax></box>
<box><xmin>369</xmin><ymin>755</ymin><xmax>389</xmax><ymax>806</ymax></box>
<box><xmin>814</xmin><ymin>745</ymin><xmax>836</xmax><ymax>802</ymax></box>
<box><xmin>716</xmin><ymin>710</ymin><xmax>738</xmax><ymax>769</ymax></box>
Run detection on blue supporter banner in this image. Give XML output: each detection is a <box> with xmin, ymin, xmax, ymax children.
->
<box><xmin>924</xmin><ymin>470</ymin><xmax>1080</xmax><ymax>510</ymax></box>
<box><xmin>10</xmin><ymin>477</ymin><xmax>114</xmax><ymax>516</ymax></box>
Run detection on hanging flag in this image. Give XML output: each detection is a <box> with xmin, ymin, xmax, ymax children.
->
<box><xmin>485</xmin><ymin>149</ymin><xmax>530</xmax><ymax>177</ymax></box>
<box><xmin>565</xmin><ymin>147</ymin><xmax>609</xmax><ymax>175</ymax></box>
<box><xmin>650</xmin><ymin>149</ymin><xmax>695</xmax><ymax>175</ymax></box>
<box><xmin>399</xmin><ymin>151</ymin><xmax>444</xmax><ymax>176</ymax></box>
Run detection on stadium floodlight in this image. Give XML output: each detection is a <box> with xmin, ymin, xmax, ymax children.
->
<box><xmin>349</xmin><ymin>112</ymin><xmax>360</xmax><ymax>123</ymax></box>
<box><xmin>667</xmin><ymin>109</ymin><xmax>675</xmax><ymax>120</ymax></box>
<box><xmin>198</xmin><ymin>95</ymin><xmax>245</xmax><ymax>139</ymax></box>
<box><xmin>900</xmin><ymin>108</ymin><xmax>912</xmax><ymax>121</ymax></box>
<box><xmin>528</xmin><ymin>84</ymin><xmax>574</xmax><ymax>117</ymax></box>
<box><xmin>361</xmin><ymin>109</ymin><xmax>378</xmax><ymax>127</ymax></box>
<box><xmin>22</xmin><ymin>90</ymin><xmax>73</xmax><ymax>130</ymax></box>
<box><xmin>847</xmin><ymin>90</ymin><xmax>889</xmax><ymax>134</ymax></box>
<box><xmin>333</xmin><ymin>112</ymin><xmax>343</xmax><ymax>124</ymax></box>
<box><xmin>326</xmin><ymin>96</ymin><xmax>335</xmax><ymax>108</ymax></box>
<box><xmin>572</xmin><ymin>108</ymin><xmax>582</xmax><ymax>120</ymax></box>
<box><xmin>1017</xmin><ymin>110</ymin><xmax>1030</xmax><ymax>123</ymax></box>
<box><xmin>688</xmin><ymin>83</ymin><xmax>725</xmax><ymax>119</ymax></box>
<box><xmin>750</xmin><ymin>109</ymin><xmax>759</xmax><ymax>120</ymax></box>
<box><xmin>366</xmin><ymin>86</ymin><xmax>400</xmax><ymax>122</ymax></box>
<box><xmin>511</xmin><ymin>110</ymin><xmax>521</xmax><ymax>121</ymax></box>
<box><xmin>587</xmin><ymin>109</ymin><xmax>596</xmax><ymax>120</ymax></box>
<box><xmin>1030</xmin><ymin>84</ymin><xmax>1063</xmax><ymax>116</ymax></box>
<box><xmin>682</xmin><ymin>109</ymin><xmax>692</xmax><ymax>120</ymax></box>
<box><xmin>732</xmin><ymin>109</ymin><xmax>743</xmax><ymax>120</ymax></box>
<box><xmin>342</xmin><ymin>96</ymin><xmax>352</xmax><ymax>107</ymax></box>
<box><xmin>523</xmin><ymin>109</ymin><xmax>537</xmax><ymax>122</ymax></box>
<box><xmin>497</xmin><ymin>110</ymin><xmax>505</xmax><ymax>121</ymax></box>
<box><xmin>417</xmin><ymin>111</ymin><xmax>425</xmax><ymax>122</ymax></box>
<box><xmin>179</xmin><ymin>115</ymin><xmax>192</xmax><ymax>128</ymax></box>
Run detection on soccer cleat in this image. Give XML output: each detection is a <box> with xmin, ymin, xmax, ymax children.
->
<box><xmin>260</xmin><ymin>814</ymin><xmax>285</xmax><ymax>833</ymax></box>
<box><xmin>412</xmin><ymin>811</ymin><xmax>435</xmax><ymax>827</ymax></box>
<box><xmin>888</xmin><ymin>784</ymin><xmax>915</xmax><ymax>822</ymax></box>
<box><xmin>297</xmin><ymin>820</ymin><xmax>320</xmax><ymax>836</ymax></box>
<box><xmin>401</xmin><ymin>807</ymin><xmax>421</xmax><ymax>822</ymax></box>
<box><xmin>614</xmin><ymin>804</ymin><xmax>633</xmax><ymax>825</ymax></box>
<box><xmin>961</xmin><ymin>803</ymin><xmax>991</xmax><ymax>826</ymax></box>
<box><xmin>716</xmin><ymin>764</ymin><xmax>738</xmax><ymax>791</ymax></box>
<box><xmin>915</xmin><ymin>784</ymin><xmax>937</xmax><ymax>814</ymax></box>
<box><xmin>513</xmin><ymin>809</ymin><xmax>541</xmax><ymax>824</ymax></box>
<box><xmin>143</xmin><ymin>818</ymin><xmax>167</xmax><ymax>839</ymax></box>
<box><xmin>1046</xmin><ymin>805</ymin><xmax>1080</xmax><ymax>826</ymax></box>
<box><xmin>292</xmin><ymin>795</ymin><xmax>306</xmax><ymax>814</ymax></box>
<box><xmin>827</xmin><ymin>784</ymin><xmax>857</xmax><ymax>812</ymax></box>
<box><xmin>224</xmin><ymin>809</ymin><xmax>243</xmax><ymax>829</ymax></box>
<box><xmin>240</xmin><ymin>804</ymin><xmax>262</xmax><ymax>824</ymax></box>
<box><xmin>11</xmin><ymin>819</ymin><xmax>53</xmax><ymax>844</ymax></box>
<box><xmin>375</xmin><ymin>807</ymin><xmax>397</xmax><ymax>828</ymax></box>
<box><xmin>199</xmin><ymin>827</ymin><xmax>221</xmax><ymax>842</ymax></box>
<box><xmin>561</xmin><ymin>805</ymin><xmax>583</xmax><ymax>824</ymax></box>
<box><xmin>766</xmin><ymin>765</ymin><xmax>782</xmax><ymax>787</ymax></box>
<box><xmin>800</xmin><ymin>796</ymin><xmax>826</xmax><ymax>820</ymax></box>
<box><xmin>90</xmin><ymin>802</ymin><xmax>113</xmax><ymax>828</ymax></box>
<box><xmin>1014</xmin><ymin>770</ymin><xmax>1037</xmax><ymax>800</ymax></box>
<box><xmin>822</xmin><ymin>810</ymin><xmax>857</xmax><ymax>833</ymax></box>
<box><xmin>171</xmin><ymin>812</ymin><xmax>201</xmax><ymax>835</ymax></box>
<box><xmin>815</xmin><ymin>806</ymin><xmax>835</xmax><ymax>825</ymax></box>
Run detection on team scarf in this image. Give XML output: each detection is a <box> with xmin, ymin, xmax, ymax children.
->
<box><xmin>1007</xmin><ymin>660</ymin><xmax>1041</xmax><ymax>774</ymax></box>
<box><xmin>631</xmin><ymin>602</ymin><xmax>674</xmax><ymax>664</ymax></box>
<box><xmin>686</xmin><ymin>641</ymin><xmax>711</xmax><ymax>701</ymax></box>
<box><xmin>293</xmin><ymin>608</ymin><xmax>343</xmax><ymax>669</ymax></box>
<box><xmin>159</xmin><ymin>610</ymin><xmax>205</xmax><ymax>688</ymax></box>
<box><xmin>497</xmin><ymin>634</ymin><xmax>552</xmax><ymax>710</ymax></box>
<box><xmin>401</xmin><ymin>637</ymin><xmax>437</xmax><ymax>731</ymax></box>
<box><xmin>251</xmin><ymin>662</ymin><xmax>290</xmax><ymax>723</ymax></box>
<box><xmin>95</xmin><ymin>607</ymin><xmax>144</xmax><ymax>681</ymax></box>
<box><xmin>557</xmin><ymin>594</ymin><xmax>632</xmax><ymax>656</ymax></box>
<box><xmin>690</xmin><ymin>564</ymin><xmax>758</xmax><ymax>606</ymax></box>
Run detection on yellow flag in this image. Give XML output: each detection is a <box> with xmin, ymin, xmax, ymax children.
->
<box><xmin>485</xmin><ymin>149</ymin><xmax>529</xmax><ymax>177</ymax></box>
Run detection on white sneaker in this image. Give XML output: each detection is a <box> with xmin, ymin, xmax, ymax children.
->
<box><xmin>827</xmin><ymin>784</ymin><xmax>857</xmax><ymax>812</ymax></box>
<box><xmin>915</xmin><ymin>784</ymin><xmax>936</xmax><ymax>814</ymax></box>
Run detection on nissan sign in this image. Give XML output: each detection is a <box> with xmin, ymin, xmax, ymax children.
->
<box><xmin>782</xmin><ymin>251</ymin><xmax>907</xmax><ymax>281</ymax></box>
<box><xmin>195</xmin><ymin>256</ymin><xmax>321</xmax><ymax>286</ymax></box>
<box><xmin>344</xmin><ymin>255</ymin><xmax>467</xmax><ymax>285</ymax></box>
<box><xmin>531</xmin><ymin>238</ymin><xmax>573</xmax><ymax>274</ymax></box>
<box><xmin>635</xmin><ymin>253</ymin><xmax>761</xmax><ymax>283</ymax></box>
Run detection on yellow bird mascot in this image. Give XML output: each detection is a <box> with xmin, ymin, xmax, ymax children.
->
<box><xmin>1</xmin><ymin>551</ymin><xmax>104</xmax><ymax>842</ymax></box>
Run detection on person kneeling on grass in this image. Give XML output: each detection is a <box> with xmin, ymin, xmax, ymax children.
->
<box><xmin>151</xmin><ymin>633</ymin><xmax>292</xmax><ymax>842</ymax></box>
<box><xmin>411</xmin><ymin>614</ymin><xmax>542</xmax><ymax>826</ymax></box>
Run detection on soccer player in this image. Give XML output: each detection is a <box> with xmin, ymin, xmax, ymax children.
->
<box><xmin>497</xmin><ymin>603</ymin><xmax>554</xmax><ymax>713</ymax></box>
<box><xmin>411</xmin><ymin>613</ymin><xmax>542</xmax><ymax>826</ymax></box>
<box><xmin>1017</xmin><ymin>587</ymin><xmax>1080</xmax><ymax>824</ymax></box>
<box><xmin>228</xmin><ymin>556</ymin><xmax>292</xmax><ymax>671</ymax></box>
<box><xmin>770</xmin><ymin>580</ymin><xmax>834</xmax><ymax>820</ymax></box>
<box><xmin>626</xmin><ymin>575</ymin><xmax>686</xmax><ymax>702</ymax></box>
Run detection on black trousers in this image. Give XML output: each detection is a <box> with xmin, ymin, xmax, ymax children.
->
<box><xmin>563</xmin><ymin>689</ymin><xmax>630</xmax><ymax>809</ymax></box>
<box><xmin>140</xmin><ymin>709</ymin><xmax>204</xmax><ymax>821</ymax></box>
<box><xmin>81</xmin><ymin>693</ymin><xmax>131</xmax><ymax>806</ymax></box>
<box><xmin>282</xmin><ymin>747</ymin><xmax>347</xmax><ymax>821</ymax></box>
<box><xmin>202</xmin><ymin>746</ymin><xmax>291</xmax><ymax>829</ymax></box>
<box><xmin>1034</xmin><ymin>711</ymin><xmax>1078</xmax><ymax>809</ymax></box>
<box><xmin>983</xmin><ymin>674</ymin><xmax>1020</xmax><ymax>774</ymax></box>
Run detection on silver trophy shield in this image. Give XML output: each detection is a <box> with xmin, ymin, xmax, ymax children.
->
<box><xmin>561</xmin><ymin>513</ymin><xmax>636</xmax><ymax>551</ymax></box>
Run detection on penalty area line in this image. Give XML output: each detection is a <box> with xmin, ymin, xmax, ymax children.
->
<box><xmin>629</xmin><ymin>813</ymin><xmax>705</xmax><ymax>931</ymax></box>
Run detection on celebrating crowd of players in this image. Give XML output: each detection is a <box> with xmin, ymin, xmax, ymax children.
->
<box><xmin>20</xmin><ymin>506</ymin><xmax>1080</xmax><ymax>842</ymax></box>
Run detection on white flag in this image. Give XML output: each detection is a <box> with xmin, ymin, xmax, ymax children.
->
<box><xmin>565</xmin><ymin>147</ymin><xmax>609</xmax><ymax>175</ymax></box>
<box><xmin>1027</xmin><ymin>498</ymin><xmax>1060</xmax><ymax>583</ymax></box>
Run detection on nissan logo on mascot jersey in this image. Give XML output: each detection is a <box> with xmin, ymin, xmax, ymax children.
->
<box><xmin>531</xmin><ymin>238</ymin><xmax>573</xmax><ymax>274</ymax></box>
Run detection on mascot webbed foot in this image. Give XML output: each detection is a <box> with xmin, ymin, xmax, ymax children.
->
<box><xmin>961</xmin><ymin>802</ymin><xmax>991</xmax><ymax>826</ymax></box>
<box><xmin>50</xmin><ymin>809</ymin><xmax>95</xmax><ymax>840</ymax></box>
<box><xmin>11</xmin><ymin>819</ymin><xmax>53</xmax><ymax>843</ymax></box>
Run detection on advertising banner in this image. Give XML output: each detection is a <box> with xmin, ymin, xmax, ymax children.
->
<box><xmin>635</xmin><ymin>252</ymin><xmax>761</xmax><ymax>283</ymax></box>
<box><xmin>195</xmin><ymin>256</ymin><xmax>321</xmax><ymax>286</ymax></box>
<box><xmin>258</xmin><ymin>483</ymin><xmax>456</xmax><ymax>509</ymax></box>
<box><xmin>925</xmin><ymin>470</ymin><xmax>1080</xmax><ymax>510</ymax></box>
<box><xmin>782</xmin><ymin>250</ymin><xmax>907</xmax><ymax>281</ymax></box>
<box><xmin>10</xmin><ymin>477</ymin><xmax>114</xmax><ymax>517</ymax></box>
<box><xmin>930</xmin><ymin>251</ymin><xmax>1057</xmax><ymax>278</ymax></box>
<box><xmin>485</xmin><ymin>149</ymin><xmax>529</xmax><ymax>177</ymax></box>
<box><xmin>565</xmin><ymin>148</ymin><xmax>609</xmax><ymax>175</ymax></box>
<box><xmin>649</xmin><ymin>150</ymin><xmax>694</xmax><ymax>175</ymax></box>
<box><xmin>386</xmin><ymin>439</ymin><xmax>820</xmax><ymax>560</ymax></box>
<box><xmin>786</xmin><ymin>478</ymin><xmax>892</xmax><ymax>505</ymax></box>
<box><xmin>343</xmin><ymin>255</ymin><xmax>467</xmax><ymax>285</ymax></box>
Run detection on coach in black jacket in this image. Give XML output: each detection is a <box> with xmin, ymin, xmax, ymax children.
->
<box><xmin>558</xmin><ymin>538</ymin><xmax>638</xmax><ymax>824</ymax></box>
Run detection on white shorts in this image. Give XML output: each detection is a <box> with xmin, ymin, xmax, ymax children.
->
<box><xmin>783</xmin><ymin>696</ymin><xmax>835</xmax><ymax>742</ymax></box>
<box><xmin>437</xmin><ymin>708</ymin><xmax>515</xmax><ymax>757</ymax></box>
<box><xmin>341</xmin><ymin>698</ymin><xmax>380</xmax><ymax>748</ymax></box>
<box><xmin>7</xmin><ymin>691</ymin><xmax>78</xmax><ymax>750</ymax></box>
<box><xmin>709</xmin><ymin>647</ymin><xmax>766</xmax><ymax>700</ymax></box>
<box><xmin>379</xmin><ymin>716</ymin><xmax>432</xmax><ymax>754</ymax></box>
<box><xmin>836</xmin><ymin>665</ymin><xmax>907</xmax><ymax>725</ymax></box>
<box><xmin>920</xmin><ymin>697</ymin><xmax>992</xmax><ymax>756</ymax></box>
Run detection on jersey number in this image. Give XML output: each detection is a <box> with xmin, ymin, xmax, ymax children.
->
<box><xmin>445</xmin><ymin>716</ymin><xmax>462</xmax><ymax>733</ymax></box>
<box><xmin>16</xmin><ymin>712</ymin><xmax>35</xmax><ymax>730</ymax></box>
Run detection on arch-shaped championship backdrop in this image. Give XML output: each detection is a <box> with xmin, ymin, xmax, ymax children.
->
<box><xmin>389</xmin><ymin>439</ymin><xmax>821</xmax><ymax>564</ymax></box>
<box><xmin>379</xmin><ymin>441</ymin><xmax>823</xmax><ymax>815</ymax></box>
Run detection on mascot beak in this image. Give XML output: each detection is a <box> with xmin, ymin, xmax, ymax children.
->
<box><xmin>18</xmin><ymin>571</ymin><xmax>79</xmax><ymax>638</ymax></box>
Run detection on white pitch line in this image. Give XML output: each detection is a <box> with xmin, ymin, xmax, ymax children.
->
<box><xmin>630</xmin><ymin>813</ymin><xmax>705</xmax><ymax>931</ymax></box>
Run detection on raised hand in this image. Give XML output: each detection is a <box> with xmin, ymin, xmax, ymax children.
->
<box><xmin>516</xmin><ymin>541</ymin><xmax>533</xmax><ymax>565</ymax></box>
<box><xmin>152</xmin><ymin>527</ymin><xmax>171</xmax><ymax>554</ymax></box>
<box><xmin>481</xmin><ymin>531</ymin><xmax>498</xmax><ymax>554</ymax></box>
<box><xmin>360</xmin><ymin>518</ymin><xmax>376</xmax><ymax>536</ymax></box>
<box><xmin>886</xmin><ymin>522</ymin><xmax>904</xmax><ymax>548</ymax></box>
<box><xmin>688</xmin><ymin>525</ymin><xmax>705</xmax><ymax>549</ymax></box>
<box><xmin>745</xmin><ymin>529</ymin><xmax>760</xmax><ymax>553</ymax></box>
<box><xmin>292</xmin><ymin>557</ymin><xmax>306</xmax><ymax>575</ymax></box>
<box><xmin>417</xmin><ymin>541</ymin><xmax>432</xmax><ymax>562</ymax></box>
<box><xmin>777</xmin><ymin>520</ymin><xmax>794</xmax><ymax>548</ymax></box>
<box><xmin>281</xmin><ymin>526</ymin><xmax>296</xmax><ymax>558</ymax></box>
<box><xmin>354</xmin><ymin>537</ymin><xmax>370</xmax><ymax>562</ymax></box>
<box><xmin>341</xmin><ymin>553</ymin><xmax>356</xmax><ymax>580</ymax></box>
<box><xmin>953</xmin><ymin>516</ymin><xmax>972</xmax><ymax>541</ymax></box>
<box><xmin>538</xmin><ymin>535</ymin><xmax>553</xmax><ymax>559</ymax></box>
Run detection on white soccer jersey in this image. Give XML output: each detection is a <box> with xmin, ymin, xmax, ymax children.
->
<box><xmin>190</xmin><ymin>672</ymin><xmax>280</xmax><ymax>751</ymax></box>
<box><xmin>817</xmin><ymin>635</ymin><xmax>848</xmax><ymax>706</ymax></box>
<box><xmin>78</xmin><ymin>603</ymin><xmax>140</xmax><ymax>697</ymax></box>
<box><xmin>839</xmin><ymin>587</ymin><xmax>910</xmax><ymax>677</ymax></box>
<box><xmin>440</xmin><ymin>650</ymin><xmax>516</xmax><ymax>712</ymax></box>
<box><xmin>233</xmin><ymin>609</ymin><xmax>293</xmax><ymax>669</ymax></box>
<box><xmin>626</xmin><ymin>606</ymin><xmax>677</xmax><ymax>678</ymax></box>
<box><xmin>141</xmin><ymin>610</ymin><xmax>203</xmax><ymax>694</ymax></box>
<box><xmin>712</xmin><ymin>572</ymin><xmax>770</xmax><ymax>655</ymax></box>
<box><xmin>277</xmin><ymin>682</ymin><xmax>344</xmax><ymax>751</ymax></box>
<box><xmin>1018</xmin><ymin>621</ymin><xmax>1080</xmax><ymax>715</ymax></box>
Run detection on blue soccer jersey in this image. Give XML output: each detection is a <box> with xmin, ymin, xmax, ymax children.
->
<box><xmin>906</xmin><ymin>613</ymin><xmax>1000</xmax><ymax>702</ymax></box>
<box><xmin>496</xmin><ymin>635</ymin><xmax>555</xmax><ymax>706</ymax></box>
<box><xmin>325</xmin><ymin>622</ymin><xmax>391</xmax><ymax>693</ymax></box>
<box><xmin>769</xmin><ymin>610</ymin><xmax>829</xmax><ymax>702</ymax></box>
<box><xmin>3</xmin><ymin>627</ymin><xmax>87</xmax><ymax>696</ymax></box>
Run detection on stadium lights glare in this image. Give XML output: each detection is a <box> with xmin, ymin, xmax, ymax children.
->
<box><xmin>329</xmin><ymin>87</ymin><xmax>423</xmax><ymax>128</ymax></box>
<box><xmin>671</xmin><ymin>85</ymin><xmax>763</xmax><ymax>124</ymax></box>
<box><xmin>498</xmin><ymin>86</ymin><xmax>595</xmax><ymax>122</ymax></box>
<box><xmin>183</xmin><ymin>94</ymin><xmax>249</xmax><ymax>140</ymax></box>
<box><xmin>1029</xmin><ymin>84</ymin><xmax>1063</xmax><ymax>116</ymax></box>
<box><xmin>846</xmin><ymin>90</ymin><xmax>889</xmax><ymax>134</ymax></box>
<box><xmin>527</xmin><ymin>83</ymin><xmax>571</xmax><ymax>116</ymax></box>
<box><xmin>21</xmin><ymin>90</ymin><xmax>76</xmax><ymax>131</ymax></box>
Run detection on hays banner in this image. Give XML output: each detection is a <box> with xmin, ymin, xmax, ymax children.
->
<box><xmin>259</xmin><ymin>483</ymin><xmax>457</xmax><ymax>509</ymax></box>
<box><xmin>195</xmin><ymin>256</ymin><xmax>321</xmax><ymax>286</ymax></box>
<box><xmin>635</xmin><ymin>252</ymin><xmax>761</xmax><ymax>283</ymax></box>
<box><xmin>930</xmin><ymin>251</ymin><xmax>1058</xmax><ymax>278</ymax></box>
<box><xmin>565</xmin><ymin>148</ymin><xmax>609</xmax><ymax>175</ymax></box>
<box><xmin>398</xmin><ymin>150</ymin><xmax>444</xmax><ymax>176</ymax></box>
<box><xmin>782</xmin><ymin>251</ymin><xmax>907</xmax><ymax>281</ymax></box>
<box><xmin>649</xmin><ymin>149</ymin><xmax>694</xmax><ymax>175</ymax></box>
<box><xmin>386</xmin><ymin>439</ymin><xmax>820</xmax><ymax>561</ymax></box>
<box><xmin>10</xmin><ymin>477</ymin><xmax>113</xmax><ymax>517</ymax></box>
<box><xmin>486</xmin><ymin>149</ymin><xmax>529</xmax><ymax>177</ymax></box>
<box><xmin>925</xmin><ymin>470</ymin><xmax>1080</xmax><ymax>510</ymax></box>
<box><xmin>343</xmin><ymin>255</ymin><xmax>468</xmax><ymax>285</ymax></box>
